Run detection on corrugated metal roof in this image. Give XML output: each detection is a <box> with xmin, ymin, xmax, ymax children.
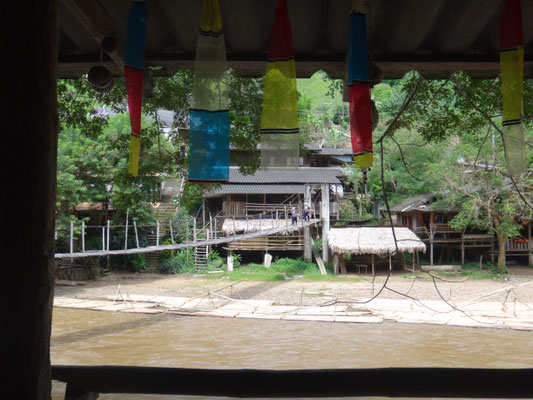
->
<box><xmin>206</xmin><ymin>184</ymin><xmax>305</xmax><ymax>197</ymax></box>
<box><xmin>228</xmin><ymin>167</ymin><xmax>342</xmax><ymax>184</ymax></box>
<box><xmin>57</xmin><ymin>0</ymin><xmax>533</xmax><ymax>79</ymax></box>
<box><xmin>389</xmin><ymin>193</ymin><xmax>435</xmax><ymax>213</ymax></box>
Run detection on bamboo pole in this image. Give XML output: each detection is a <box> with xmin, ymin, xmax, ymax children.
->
<box><xmin>169</xmin><ymin>220</ymin><xmax>174</xmax><ymax>245</ymax></box>
<box><xmin>124</xmin><ymin>208</ymin><xmax>129</xmax><ymax>250</ymax></box>
<box><xmin>133</xmin><ymin>221</ymin><xmax>140</xmax><ymax>248</ymax></box>
<box><xmin>156</xmin><ymin>221</ymin><xmax>160</xmax><ymax>246</ymax></box>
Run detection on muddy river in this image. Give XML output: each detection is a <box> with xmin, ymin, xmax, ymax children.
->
<box><xmin>51</xmin><ymin>308</ymin><xmax>533</xmax><ymax>399</ymax></box>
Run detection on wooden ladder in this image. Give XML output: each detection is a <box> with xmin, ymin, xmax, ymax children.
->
<box><xmin>194</xmin><ymin>245</ymin><xmax>208</xmax><ymax>273</ymax></box>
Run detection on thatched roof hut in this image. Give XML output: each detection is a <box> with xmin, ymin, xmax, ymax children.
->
<box><xmin>328</xmin><ymin>227</ymin><xmax>426</xmax><ymax>255</ymax></box>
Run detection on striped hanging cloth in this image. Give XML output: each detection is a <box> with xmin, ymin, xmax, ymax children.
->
<box><xmin>347</xmin><ymin>3</ymin><xmax>373</xmax><ymax>168</ymax></box>
<box><xmin>188</xmin><ymin>0</ymin><xmax>230</xmax><ymax>183</ymax></box>
<box><xmin>499</xmin><ymin>0</ymin><xmax>526</xmax><ymax>175</ymax></box>
<box><xmin>124</xmin><ymin>1</ymin><xmax>147</xmax><ymax>176</ymax></box>
<box><xmin>260</xmin><ymin>0</ymin><xmax>299</xmax><ymax>169</ymax></box>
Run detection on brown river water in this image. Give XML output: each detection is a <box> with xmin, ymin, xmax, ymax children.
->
<box><xmin>51</xmin><ymin>308</ymin><xmax>533</xmax><ymax>399</ymax></box>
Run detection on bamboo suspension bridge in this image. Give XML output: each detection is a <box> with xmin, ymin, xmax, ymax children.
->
<box><xmin>55</xmin><ymin>217</ymin><xmax>321</xmax><ymax>259</ymax></box>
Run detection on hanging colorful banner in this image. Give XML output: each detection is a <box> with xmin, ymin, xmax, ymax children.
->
<box><xmin>499</xmin><ymin>0</ymin><xmax>526</xmax><ymax>175</ymax></box>
<box><xmin>188</xmin><ymin>0</ymin><xmax>230</xmax><ymax>183</ymax></box>
<box><xmin>124</xmin><ymin>1</ymin><xmax>147</xmax><ymax>176</ymax></box>
<box><xmin>347</xmin><ymin>4</ymin><xmax>373</xmax><ymax>169</ymax></box>
<box><xmin>260</xmin><ymin>0</ymin><xmax>299</xmax><ymax>169</ymax></box>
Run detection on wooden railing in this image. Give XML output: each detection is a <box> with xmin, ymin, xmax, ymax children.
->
<box><xmin>51</xmin><ymin>365</ymin><xmax>533</xmax><ymax>399</ymax></box>
<box><xmin>227</xmin><ymin>234</ymin><xmax>304</xmax><ymax>251</ymax></box>
<box><xmin>505</xmin><ymin>238</ymin><xmax>532</xmax><ymax>252</ymax></box>
<box><xmin>225</xmin><ymin>201</ymin><xmax>322</xmax><ymax>219</ymax></box>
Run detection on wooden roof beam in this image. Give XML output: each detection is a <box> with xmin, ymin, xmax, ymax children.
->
<box><xmin>60</xmin><ymin>0</ymin><xmax>124</xmax><ymax>70</ymax></box>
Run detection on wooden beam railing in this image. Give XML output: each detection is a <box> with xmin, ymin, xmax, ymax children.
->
<box><xmin>51</xmin><ymin>365</ymin><xmax>533</xmax><ymax>399</ymax></box>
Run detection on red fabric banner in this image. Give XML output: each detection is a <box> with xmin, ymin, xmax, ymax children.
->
<box><xmin>125</xmin><ymin>66</ymin><xmax>143</xmax><ymax>136</ymax></box>
<box><xmin>349</xmin><ymin>82</ymin><xmax>372</xmax><ymax>160</ymax></box>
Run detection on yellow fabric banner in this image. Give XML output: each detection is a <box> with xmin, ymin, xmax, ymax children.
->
<box><xmin>261</xmin><ymin>60</ymin><xmax>299</xmax><ymax>131</ymax></box>
<box><xmin>500</xmin><ymin>46</ymin><xmax>523</xmax><ymax>123</ymax></box>
<box><xmin>354</xmin><ymin>152</ymin><xmax>373</xmax><ymax>169</ymax></box>
<box><xmin>128</xmin><ymin>135</ymin><xmax>141</xmax><ymax>175</ymax></box>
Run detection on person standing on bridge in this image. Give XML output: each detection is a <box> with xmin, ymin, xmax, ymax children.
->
<box><xmin>291</xmin><ymin>206</ymin><xmax>298</xmax><ymax>225</ymax></box>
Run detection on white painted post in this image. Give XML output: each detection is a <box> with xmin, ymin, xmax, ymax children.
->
<box><xmin>70</xmin><ymin>220</ymin><xmax>74</xmax><ymax>254</ymax></box>
<box><xmin>106</xmin><ymin>220</ymin><xmax>110</xmax><ymax>251</ymax></box>
<box><xmin>214</xmin><ymin>216</ymin><xmax>217</xmax><ymax>239</ymax></box>
<box><xmin>321</xmin><ymin>184</ymin><xmax>330</xmax><ymax>265</ymax></box>
<box><xmin>81</xmin><ymin>221</ymin><xmax>85</xmax><ymax>252</ymax></box>
<box><xmin>133</xmin><ymin>221</ymin><xmax>140</xmax><ymax>248</ymax></box>
<box><xmin>102</xmin><ymin>226</ymin><xmax>105</xmax><ymax>250</ymax></box>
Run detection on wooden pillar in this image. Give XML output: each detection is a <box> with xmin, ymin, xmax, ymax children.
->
<box><xmin>202</xmin><ymin>198</ymin><xmax>206</xmax><ymax>226</ymax></box>
<box><xmin>321</xmin><ymin>184</ymin><xmax>330</xmax><ymax>265</ymax></box>
<box><xmin>461</xmin><ymin>234</ymin><xmax>465</xmax><ymax>265</ymax></box>
<box><xmin>304</xmin><ymin>184</ymin><xmax>312</xmax><ymax>261</ymax></box>
<box><xmin>527</xmin><ymin>220</ymin><xmax>533</xmax><ymax>267</ymax></box>
<box><xmin>7</xmin><ymin>2</ymin><xmax>58</xmax><ymax>398</ymax></box>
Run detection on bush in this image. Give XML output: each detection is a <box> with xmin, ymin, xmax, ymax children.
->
<box><xmin>270</xmin><ymin>257</ymin><xmax>320</xmax><ymax>277</ymax></box>
<box><xmin>130</xmin><ymin>254</ymin><xmax>146</xmax><ymax>271</ymax></box>
<box><xmin>160</xmin><ymin>249</ymin><xmax>194</xmax><ymax>273</ymax></box>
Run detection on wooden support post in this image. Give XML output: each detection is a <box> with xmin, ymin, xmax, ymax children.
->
<box><xmin>389</xmin><ymin>253</ymin><xmax>392</xmax><ymax>271</ymax></box>
<box><xmin>202</xmin><ymin>198</ymin><xmax>206</xmax><ymax>226</ymax></box>
<box><xmin>339</xmin><ymin>254</ymin><xmax>347</xmax><ymax>274</ymax></box>
<box><xmin>102</xmin><ymin>226</ymin><xmax>105</xmax><ymax>251</ymax></box>
<box><xmin>321</xmin><ymin>184</ymin><xmax>330</xmax><ymax>265</ymax></box>
<box><xmin>304</xmin><ymin>184</ymin><xmax>312</xmax><ymax>261</ymax></box>
<box><xmin>10</xmin><ymin>3</ymin><xmax>58</xmax><ymax>394</ymax></box>
<box><xmin>193</xmin><ymin>218</ymin><xmax>197</xmax><ymax>243</ymax></box>
<box><xmin>412</xmin><ymin>251</ymin><xmax>416</xmax><ymax>273</ymax></box>
<box><xmin>372</xmin><ymin>254</ymin><xmax>375</xmax><ymax>278</ymax></box>
<box><xmin>527</xmin><ymin>220</ymin><xmax>533</xmax><ymax>267</ymax></box>
<box><xmin>461</xmin><ymin>235</ymin><xmax>465</xmax><ymax>265</ymax></box>
<box><xmin>156</xmin><ymin>220</ymin><xmax>160</xmax><ymax>246</ymax></box>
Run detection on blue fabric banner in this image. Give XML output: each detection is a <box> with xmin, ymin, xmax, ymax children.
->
<box><xmin>347</xmin><ymin>12</ymin><xmax>369</xmax><ymax>84</ymax></box>
<box><xmin>188</xmin><ymin>110</ymin><xmax>230</xmax><ymax>182</ymax></box>
<box><xmin>124</xmin><ymin>2</ymin><xmax>147</xmax><ymax>70</ymax></box>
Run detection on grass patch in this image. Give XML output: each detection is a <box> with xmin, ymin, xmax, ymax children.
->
<box><xmin>207</xmin><ymin>257</ymin><xmax>364</xmax><ymax>282</ymax></box>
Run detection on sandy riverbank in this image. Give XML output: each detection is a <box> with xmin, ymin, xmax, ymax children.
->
<box><xmin>54</xmin><ymin>268</ymin><xmax>533</xmax><ymax>330</ymax></box>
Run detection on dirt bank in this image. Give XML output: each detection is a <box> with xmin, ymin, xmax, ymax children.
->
<box><xmin>55</xmin><ymin>268</ymin><xmax>533</xmax><ymax>307</ymax></box>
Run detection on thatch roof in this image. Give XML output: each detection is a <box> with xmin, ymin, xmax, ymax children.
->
<box><xmin>328</xmin><ymin>227</ymin><xmax>426</xmax><ymax>255</ymax></box>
